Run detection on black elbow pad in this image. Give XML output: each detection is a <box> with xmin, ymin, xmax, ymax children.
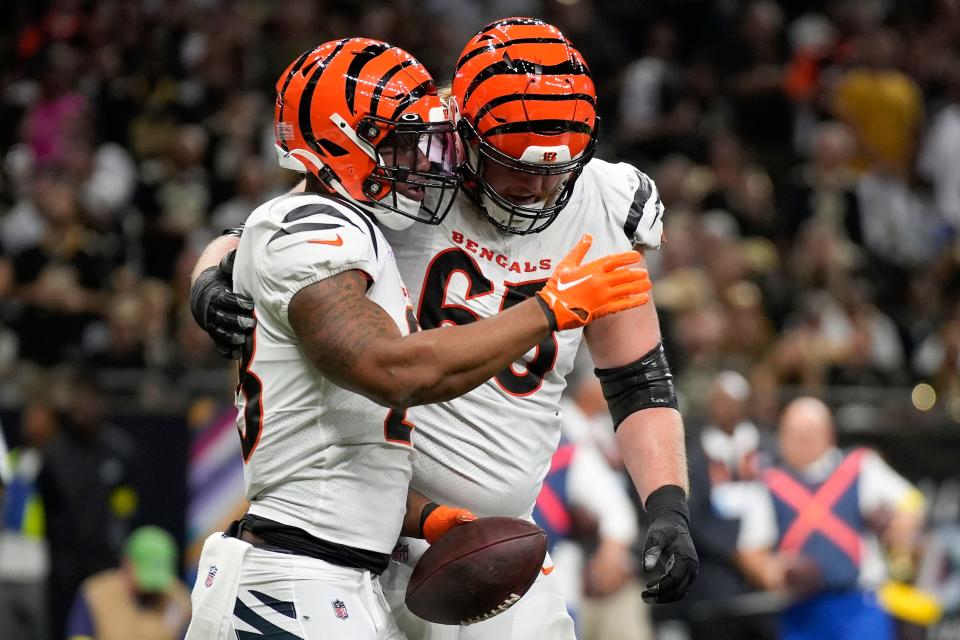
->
<box><xmin>594</xmin><ymin>341</ymin><xmax>679</xmax><ymax>431</ymax></box>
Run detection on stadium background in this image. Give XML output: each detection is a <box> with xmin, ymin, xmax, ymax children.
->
<box><xmin>1</xmin><ymin>0</ymin><xmax>959</xmax><ymax>638</ymax></box>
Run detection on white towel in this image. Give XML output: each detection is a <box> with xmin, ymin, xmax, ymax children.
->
<box><xmin>185</xmin><ymin>532</ymin><xmax>251</xmax><ymax>639</ymax></box>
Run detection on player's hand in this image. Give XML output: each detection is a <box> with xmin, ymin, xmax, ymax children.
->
<box><xmin>422</xmin><ymin>504</ymin><xmax>478</xmax><ymax>544</ymax></box>
<box><xmin>189</xmin><ymin>250</ymin><xmax>256</xmax><ymax>359</ymax></box>
<box><xmin>536</xmin><ymin>235</ymin><xmax>651</xmax><ymax>331</ymax></box>
<box><xmin>641</xmin><ymin>484</ymin><xmax>699</xmax><ymax>604</ymax></box>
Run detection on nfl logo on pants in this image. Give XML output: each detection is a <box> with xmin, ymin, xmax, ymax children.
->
<box><xmin>392</xmin><ymin>543</ymin><xmax>409</xmax><ymax>564</ymax></box>
<box><xmin>332</xmin><ymin>599</ymin><xmax>349</xmax><ymax>620</ymax></box>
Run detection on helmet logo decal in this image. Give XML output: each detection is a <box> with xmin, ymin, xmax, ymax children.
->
<box><xmin>275</xmin><ymin>47</ymin><xmax>317</xmax><ymax>151</ymax></box>
<box><xmin>542</xmin><ymin>151</ymin><xmax>557</xmax><ymax>162</ymax></box>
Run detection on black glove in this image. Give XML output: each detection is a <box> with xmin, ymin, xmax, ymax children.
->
<box><xmin>189</xmin><ymin>250</ymin><xmax>256</xmax><ymax>359</ymax></box>
<box><xmin>641</xmin><ymin>484</ymin><xmax>699</xmax><ymax>604</ymax></box>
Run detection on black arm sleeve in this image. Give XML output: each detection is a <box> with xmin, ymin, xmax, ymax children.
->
<box><xmin>594</xmin><ymin>341</ymin><xmax>679</xmax><ymax>431</ymax></box>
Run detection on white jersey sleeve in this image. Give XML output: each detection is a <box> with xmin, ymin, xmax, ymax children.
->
<box><xmin>579</xmin><ymin>159</ymin><xmax>665</xmax><ymax>251</ymax></box>
<box><xmin>255</xmin><ymin>198</ymin><xmax>380</xmax><ymax>327</ymax></box>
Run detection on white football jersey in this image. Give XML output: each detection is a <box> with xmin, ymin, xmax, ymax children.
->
<box><xmin>383</xmin><ymin>158</ymin><xmax>664</xmax><ymax>517</ymax></box>
<box><xmin>232</xmin><ymin>192</ymin><xmax>416</xmax><ymax>555</ymax></box>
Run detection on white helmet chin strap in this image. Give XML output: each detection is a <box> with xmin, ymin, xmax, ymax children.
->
<box><xmin>480</xmin><ymin>192</ymin><xmax>547</xmax><ymax>231</ymax></box>
<box><xmin>322</xmin><ymin>180</ymin><xmax>420</xmax><ymax>231</ymax></box>
<box><xmin>354</xmin><ymin>189</ymin><xmax>423</xmax><ymax>231</ymax></box>
<box><xmin>324</xmin><ymin>175</ymin><xmax>421</xmax><ymax>231</ymax></box>
<box><xmin>275</xmin><ymin>143</ymin><xmax>313</xmax><ymax>173</ymax></box>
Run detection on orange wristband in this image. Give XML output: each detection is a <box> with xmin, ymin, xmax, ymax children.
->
<box><xmin>422</xmin><ymin>504</ymin><xmax>478</xmax><ymax>544</ymax></box>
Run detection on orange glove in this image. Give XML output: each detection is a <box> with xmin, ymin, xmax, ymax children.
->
<box><xmin>422</xmin><ymin>504</ymin><xmax>478</xmax><ymax>544</ymax></box>
<box><xmin>536</xmin><ymin>234</ymin><xmax>651</xmax><ymax>331</ymax></box>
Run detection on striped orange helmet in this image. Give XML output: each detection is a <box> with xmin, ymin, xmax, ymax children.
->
<box><xmin>452</xmin><ymin>18</ymin><xmax>599</xmax><ymax>234</ymax></box>
<box><xmin>275</xmin><ymin>38</ymin><xmax>459</xmax><ymax>229</ymax></box>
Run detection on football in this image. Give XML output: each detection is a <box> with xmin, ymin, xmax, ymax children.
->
<box><xmin>405</xmin><ymin>517</ymin><xmax>548</xmax><ymax>625</ymax></box>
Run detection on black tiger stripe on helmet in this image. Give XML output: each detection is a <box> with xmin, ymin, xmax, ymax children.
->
<box><xmin>344</xmin><ymin>41</ymin><xmax>392</xmax><ymax>115</ymax></box>
<box><xmin>297</xmin><ymin>38</ymin><xmax>350</xmax><ymax>155</ymax></box>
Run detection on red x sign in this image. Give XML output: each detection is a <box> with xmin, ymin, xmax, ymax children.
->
<box><xmin>764</xmin><ymin>449</ymin><xmax>866</xmax><ymax>565</ymax></box>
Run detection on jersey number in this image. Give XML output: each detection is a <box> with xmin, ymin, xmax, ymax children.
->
<box><xmin>417</xmin><ymin>248</ymin><xmax>558</xmax><ymax>396</ymax></box>
<box><xmin>384</xmin><ymin>308</ymin><xmax>418</xmax><ymax>446</ymax></box>
<box><xmin>384</xmin><ymin>408</ymin><xmax>414</xmax><ymax>445</ymax></box>
<box><xmin>237</xmin><ymin>325</ymin><xmax>264</xmax><ymax>462</ymax></box>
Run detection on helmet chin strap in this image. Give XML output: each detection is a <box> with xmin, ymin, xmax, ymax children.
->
<box><xmin>361</xmin><ymin>192</ymin><xmax>423</xmax><ymax>231</ymax></box>
<box><xmin>480</xmin><ymin>192</ymin><xmax>547</xmax><ymax>231</ymax></box>
<box><xmin>327</xmin><ymin>178</ymin><xmax>422</xmax><ymax>231</ymax></box>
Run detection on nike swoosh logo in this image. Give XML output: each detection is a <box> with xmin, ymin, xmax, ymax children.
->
<box><xmin>556</xmin><ymin>274</ymin><xmax>591</xmax><ymax>291</ymax></box>
<box><xmin>307</xmin><ymin>234</ymin><xmax>343</xmax><ymax>247</ymax></box>
<box><xmin>541</xmin><ymin>564</ymin><xmax>555</xmax><ymax>576</ymax></box>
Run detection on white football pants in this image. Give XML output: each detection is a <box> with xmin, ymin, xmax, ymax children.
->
<box><xmin>188</xmin><ymin>533</ymin><xmax>405</xmax><ymax>640</ymax></box>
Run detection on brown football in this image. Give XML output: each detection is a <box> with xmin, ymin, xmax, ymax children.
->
<box><xmin>405</xmin><ymin>517</ymin><xmax>548</xmax><ymax>626</ymax></box>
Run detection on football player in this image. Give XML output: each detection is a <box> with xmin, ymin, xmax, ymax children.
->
<box><xmin>192</xmin><ymin>19</ymin><xmax>698</xmax><ymax>640</ymax></box>
<box><xmin>185</xmin><ymin>37</ymin><xmax>651</xmax><ymax>640</ymax></box>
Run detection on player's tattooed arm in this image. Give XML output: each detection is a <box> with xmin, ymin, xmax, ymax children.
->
<box><xmin>290</xmin><ymin>236</ymin><xmax>653</xmax><ymax>408</ymax></box>
<box><xmin>289</xmin><ymin>269</ymin><xmax>402</xmax><ymax>388</ymax></box>
<box><xmin>289</xmin><ymin>269</ymin><xmax>553</xmax><ymax>408</ymax></box>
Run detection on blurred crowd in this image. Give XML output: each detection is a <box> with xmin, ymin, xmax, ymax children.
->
<box><xmin>2</xmin><ymin>0</ymin><xmax>960</xmax><ymax>639</ymax></box>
